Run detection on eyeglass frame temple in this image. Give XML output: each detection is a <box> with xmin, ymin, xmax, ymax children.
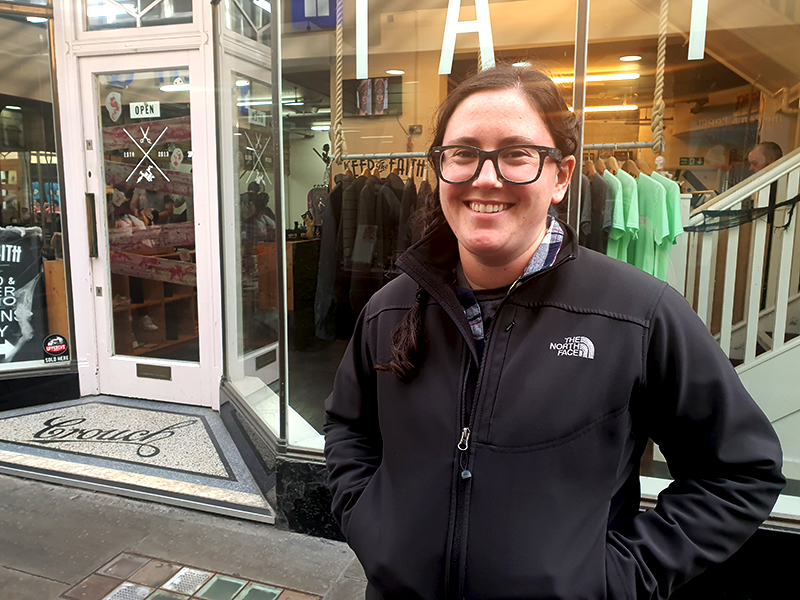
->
<box><xmin>430</xmin><ymin>144</ymin><xmax>563</xmax><ymax>185</ymax></box>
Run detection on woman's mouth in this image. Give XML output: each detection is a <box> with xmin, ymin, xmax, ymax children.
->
<box><xmin>468</xmin><ymin>202</ymin><xmax>511</xmax><ymax>214</ymax></box>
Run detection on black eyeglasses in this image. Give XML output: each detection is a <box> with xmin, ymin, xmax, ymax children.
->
<box><xmin>431</xmin><ymin>144</ymin><xmax>563</xmax><ymax>185</ymax></box>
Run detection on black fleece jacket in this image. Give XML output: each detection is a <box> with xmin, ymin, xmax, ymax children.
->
<box><xmin>324</xmin><ymin>221</ymin><xmax>784</xmax><ymax>600</ymax></box>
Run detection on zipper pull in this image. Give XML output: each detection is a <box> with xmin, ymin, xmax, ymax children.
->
<box><xmin>457</xmin><ymin>427</ymin><xmax>471</xmax><ymax>451</ymax></box>
<box><xmin>505</xmin><ymin>320</ymin><xmax>516</xmax><ymax>332</ymax></box>
<box><xmin>458</xmin><ymin>428</ymin><xmax>472</xmax><ymax>479</ymax></box>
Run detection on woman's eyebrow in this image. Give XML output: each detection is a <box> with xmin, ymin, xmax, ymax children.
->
<box><xmin>444</xmin><ymin>136</ymin><xmax>542</xmax><ymax>147</ymax></box>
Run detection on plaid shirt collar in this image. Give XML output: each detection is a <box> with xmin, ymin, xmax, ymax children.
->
<box><xmin>456</xmin><ymin>217</ymin><xmax>564</xmax><ymax>351</ymax></box>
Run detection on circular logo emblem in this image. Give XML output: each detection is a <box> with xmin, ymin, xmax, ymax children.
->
<box><xmin>43</xmin><ymin>334</ymin><xmax>68</xmax><ymax>357</ymax></box>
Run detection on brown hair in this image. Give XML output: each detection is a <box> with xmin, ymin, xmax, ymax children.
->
<box><xmin>375</xmin><ymin>65</ymin><xmax>580</xmax><ymax>382</ymax></box>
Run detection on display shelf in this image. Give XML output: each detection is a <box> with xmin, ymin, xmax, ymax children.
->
<box><xmin>109</xmin><ymin>251</ymin><xmax>198</xmax><ymax>360</ymax></box>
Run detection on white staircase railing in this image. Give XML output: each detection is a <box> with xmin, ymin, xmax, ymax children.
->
<box><xmin>684</xmin><ymin>147</ymin><xmax>800</xmax><ymax>366</ymax></box>
<box><xmin>683</xmin><ymin>148</ymin><xmax>800</xmax><ymax>482</ymax></box>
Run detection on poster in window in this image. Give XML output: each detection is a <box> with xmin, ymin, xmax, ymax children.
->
<box><xmin>357</xmin><ymin>79</ymin><xmax>372</xmax><ymax>116</ymax></box>
<box><xmin>373</xmin><ymin>78</ymin><xmax>388</xmax><ymax>115</ymax></box>
<box><xmin>0</xmin><ymin>227</ymin><xmax>48</xmax><ymax>366</ymax></box>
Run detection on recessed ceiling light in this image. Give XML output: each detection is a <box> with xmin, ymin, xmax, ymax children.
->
<box><xmin>311</xmin><ymin>125</ymin><xmax>331</xmax><ymax>131</ymax></box>
<box><xmin>26</xmin><ymin>17</ymin><xmax>48</xmax><ymax>24</ymax></box>
<box><xmin>160</xmin><ymin>83</ymin><xmax>191</xmax><ymax>92</ymax></box>
<box><xmin>235</xmin><ymin>80</ymin><xmax>250</xmax><ymax>87</ymax></box>
<box><xmin>5</xmin><ymin>106</ymin><xmax>21</xmax><ymax>111</ymax></box>
<box><xmin>513</xmin><ymin>61</ymin><xmax>531</xmax><ymax>68</ymax></box>
<box><xmin>386</xmin><ymin>69</ymin><xmax>405</xmax><ymax>75</ymax></box>
<box><xmin>620</xmin><ymin>55</ymin><xmax>642</xmax><ymax>62</ymax></box>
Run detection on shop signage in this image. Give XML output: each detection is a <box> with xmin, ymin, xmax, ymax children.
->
<box><xmin>248</xmin><ymin>109</ymin><xmax>267</xmax><ymax>127</ymax></box>
<box><xmin>130</xmin><ymin>101</ymin><xmax>161</xmax><ymax>119</ymax></box>
<box><xmin>680</xmin><ymin>157</ymin><xmax>705</xmax><ymax>166</ymax></box>
<box><xmin>341</xmin><ymin>157</ymin><xmax>427</xmax><ymax>179</ymax></box>
<box><xmin>0</xmin><ymin>402</ymin><xmax>232</xmax><ymax>478</ymax></box>
<box><xmin>0</xmin><ymin>227</ymin><xmax>48</xmax><ymax>366</ymax></box>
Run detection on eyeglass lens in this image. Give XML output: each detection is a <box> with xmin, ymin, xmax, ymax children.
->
<box><xmin>439</xmin><ymin>147</ymin><xmax>542</xmax><ymax>183</ymax></box>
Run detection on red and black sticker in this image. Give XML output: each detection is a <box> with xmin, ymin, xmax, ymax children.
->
<box><xmin>43</xmin><ymin>334</ymin><xmax>69</xmax><ymax>364</ymax></box>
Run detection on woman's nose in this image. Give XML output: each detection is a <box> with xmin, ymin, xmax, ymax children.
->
<box><xmin>473</xmin><ymin>158</ymin><xmax>502</xmax><ymax>188</ymax></box>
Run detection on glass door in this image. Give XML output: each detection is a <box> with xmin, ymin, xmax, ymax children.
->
<box><xmin>80</xmin><ymin>52</ymin><xmax>214</xmax><ymax>405</ymax></box>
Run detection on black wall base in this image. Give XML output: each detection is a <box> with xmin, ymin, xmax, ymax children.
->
<box><xmin>0</xmin><ymin>372</ymin><xmax>80</xmax><ymax>412</ymax></box>
<box><xmin>275</xmin><ymin>457</ymin><xmax>344</xmax><ymax>541</ymax></box>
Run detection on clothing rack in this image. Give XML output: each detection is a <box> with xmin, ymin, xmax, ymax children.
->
<box><xmin>337</xmin><ymin>152</ymin><xmax>428</xmax><ymax>160</ymax></box>
<box><xmin>584</xmin><ymin>141</ymin><xmax>654</xmax><ymax>151</ymax></box>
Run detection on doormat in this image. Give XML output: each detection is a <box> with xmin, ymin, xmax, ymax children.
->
<box><xmin>0</xmin><ymin>396</ymin><xmax>274</xmax><ymax>522</ymax></box>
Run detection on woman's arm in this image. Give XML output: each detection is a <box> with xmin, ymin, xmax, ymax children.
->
<box><xmin>606</xmin><ymin>285</ymin><xmax>785</xmax><ymax>599</ymax></box>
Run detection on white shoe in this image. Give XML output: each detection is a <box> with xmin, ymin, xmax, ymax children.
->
<box><xmin>139</xmin><ymin>315</ymin><xmax>159</xmax><ymax>331</ymax></box>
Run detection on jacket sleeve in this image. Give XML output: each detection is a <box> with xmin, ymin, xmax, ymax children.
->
<box><xmin>606</xmin><ymin>285</ymin><xmax>785</xmax><ymax>600</ymax></box>
<box><xmin>323</xmin><ymin>309</ymin><xmax>382</xmax><ymax>534</ymax></box>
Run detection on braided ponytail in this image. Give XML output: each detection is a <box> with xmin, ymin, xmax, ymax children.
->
<box><xmin>375</xmin><ymin>288</ymin><xmax>428</xmax><ymax>382</ymax></box>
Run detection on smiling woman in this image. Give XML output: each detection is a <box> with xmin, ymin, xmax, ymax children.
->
<box><xmin>324</xmin><ymin>65</ymin><xmax>785</xmax><ymax>600</ymax></box>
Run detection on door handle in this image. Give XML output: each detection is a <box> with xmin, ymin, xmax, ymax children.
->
<box><xmin>86</xmin><ymin>192</ymin><xmax>98</xmax><ymax>258</ymax></box>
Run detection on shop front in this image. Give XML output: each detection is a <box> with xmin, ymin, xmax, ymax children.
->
<box><xmin>2</xmin><ymin>0</ymin><xmax>800</xmax><ymax>592</ymax></box>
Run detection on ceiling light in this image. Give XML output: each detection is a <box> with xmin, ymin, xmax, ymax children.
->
<box><xmin>620</xmin><ymin>55</ymin><xmax>642</xmax><ymax>62</ymax></box>
<box><xmin>236</xmin><ymin>79</ymin><xmax>250</xmax><ymax>87</ymax></box>
<box><xmin>160</xmin><ymin>83</ymin><xmax>191</xmax><ymax>92</ymax></box>
<box><xmin>568</xmin><ymin>104</ymin><xmax>639</xmax><ymax>112</ymax></box>
<box><xmin>316</xmin><ymin>108</ymin><xmax>332</xmax><ymax>114</ymax></box>
<box><xmin>5</xmin><ymin>106</ymin><xmax>21</xmax><ymax>111</ymax></box>
<box><xmin>237</xmin><ymin>100</ymin><xmax>272</xmax><ymax>106</ymax></box>
<box><xmin>311</xmin><ymin>125</ymin><xmax>331</xmax><ymax>131</ymax></box>
<box><xmin>512</xmin><ymin>61</ymin><xmax>531</xmax><ymax>68</ymax></box>
<box><xmin>283</xmin><ymin>101</ymin><xmax>304</xmax><ymax>106</ymax></box>
<box><xmin>234</xmin><ymin>132</ymin><xmax>243</xmax><ymax>136</ymax></box>
<box><xmin>386</xmin><ymin>69</ymin><xmax>405</xmax><ymax>75</ymax></box>
<box><xmin>254</xmin><ymin>0</ymin><xmax>272</xmax><ymax>12</ymax></box>
<box><xmin>26</xmin><ymin>17</ymin><xmax>48</xmax><ymax>24</ymax></box>
<box><xmin>552</xmin><ymin>73</ymin><xmax>640</xmax><ymax>84</ymax></box>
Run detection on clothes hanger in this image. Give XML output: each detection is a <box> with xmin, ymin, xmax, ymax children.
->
<box><xmin>623</xmin><ymin>159</ymin><xmax>640</xmax><ymax>178</ymax></box>
<box><xmin>605</xmin><ymin>156</ymin><xmax>620</xmax><ymax>174</ymax></box>
<box><xmin>344</xmin><ymin>168</ymin><xmax>354</xmax><ymax>178</ymax></box>
<box><xmin>636</xmin><ymin>157</ymin><xmax>653</xmax><ymax>176</ymax></box>
<box><xmin>362</xmin><ymin>167</ymin><xmax>371</xmax><ymax>177</ymax></box>
<box><xmin>584</xmin><ymin>159</ymin><xmax>597</xmax><ymax>178</ymax></box>
<box><xmin>594</xmin><ymin>158</ymin><xmax>606</xmax><ymax>175</ymax></box>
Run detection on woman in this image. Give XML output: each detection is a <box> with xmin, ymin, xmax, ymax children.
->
<box><xmin>324</xmin><ymin>66</ymin><xmax>784</xmax><ymax>600</ymax></box>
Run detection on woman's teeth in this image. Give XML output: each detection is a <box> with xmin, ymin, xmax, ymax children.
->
<box><xmin>469</xmin><ymin>202</ymin><xmax>510</xmax><ymax>213</ymax></box>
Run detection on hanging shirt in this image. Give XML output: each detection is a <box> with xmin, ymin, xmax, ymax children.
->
<box><xmin>607</xmin><ymin>169</ymin><xmax>639</xmax><ymax>263</ymax></box>
<box><xmin>630</xmin><ymin>173</ymin><xmax>669</xmax><ymax>277</ymax></box>
<box><xmin>650</xmin><ymin>172</ymin><xmax>684</xmax><ymax>281</ymax></box>
<box><xmin>603</xmin><ymin>171</ymin><xmax>624</xmax><ymax>259</ymax></box>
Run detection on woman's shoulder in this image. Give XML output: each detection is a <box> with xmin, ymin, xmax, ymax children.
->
<box><xmin>361</xmin><ymin>273</ymin><xmax>420</xmax><ymax>322</ymax></box>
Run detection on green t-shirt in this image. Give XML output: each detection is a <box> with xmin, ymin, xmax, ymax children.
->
<box><xmin>604</xmin><ymin>170</ymin><xmax>624</xmax><ymax>259</ymax></box>
<box><xmin>606</xmin><ymin>169</ymin><xmax>639</xmax><ymax>263</ymax></box>
<box><xmin>650</xmin><ymin>172</ymin><xmax>684</xmax><ymax>281</ymax></box>
<box><xmin>629</xmin><ymin>173</ymin><xmax>668</xmax><ymax>277</ymax></box>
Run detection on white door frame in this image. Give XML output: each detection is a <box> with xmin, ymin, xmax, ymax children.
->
<box><xmin>54</xmin><ymin>0</ymin><xmax>222</xmax><ymax>408</ymax></box>
<box><xmin>218</xmin><ymin>42</ymin><xmax>280</xmax><ymax>391</ymax></box>
<box><xmin>78</xmin><ymin>50</ymin><xmax>219</xmax><ymax>406</ymax></box>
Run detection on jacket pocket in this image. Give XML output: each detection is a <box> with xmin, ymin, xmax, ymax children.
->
<box><xmin>464</xmin><ymin>412</ymin><xmax>626</xmax><ymax>599</ymax></box>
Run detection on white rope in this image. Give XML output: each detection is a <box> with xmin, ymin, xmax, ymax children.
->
<box><xmin>333</xmin><ymin>0</ymin><xmax>347</xmax><ymax>164</ymax></box>
<box><xmin>651</xmin><ymin>0</ymin><xmax>668</xmax><ymax>155</ymax></box>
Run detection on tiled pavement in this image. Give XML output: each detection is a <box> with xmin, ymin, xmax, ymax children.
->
<box><xmin>62</xmin><ymin>552</ymin><xmax>317</xmax><ymax>600</ymax></box>
<box><xmin>0</xmin><ymin>474</ymin><xmax>366</xmax><ymax>600</ymax></box>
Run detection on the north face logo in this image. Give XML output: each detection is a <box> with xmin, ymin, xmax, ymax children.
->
<box><xmin>549</xmin><ymin>336</ymin><xmax>595</xmax><ymax>359</ymax></box>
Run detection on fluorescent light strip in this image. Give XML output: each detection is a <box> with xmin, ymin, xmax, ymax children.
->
<box><xmin>552</xmin><ymin>73</ymin><xmax>640</xmax><ymax>84</ymax></box>
<box><xmin>568</xmin><ymin>105</ymin><xmax>639</xmax><ymax>113</ymax></box>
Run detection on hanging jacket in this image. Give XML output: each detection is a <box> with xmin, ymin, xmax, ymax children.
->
<box><xmin>325</xmin><ymin>220</ymin><xmax>784</xmax><ymax>600</ymax></box>
<box><xmin>315</xmin><ymin>177</ymin><xmax>350</xmax><ymax>341</ymax></box>
<box><xmin>342</xmin><ymin>175</ymin><xmax>368</xmax><ymax>266</ymax></box>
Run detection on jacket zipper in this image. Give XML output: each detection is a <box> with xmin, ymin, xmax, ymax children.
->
<box><xmin>447</xmin><ymin>253</ymin><xmax>576</xmax><ymax>599</ymax></box>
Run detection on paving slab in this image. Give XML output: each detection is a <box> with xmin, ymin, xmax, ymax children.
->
<box><xmin>0</xmin><ymin>566</ymin><xmax>69</xmax><ymax>600</ymax></box>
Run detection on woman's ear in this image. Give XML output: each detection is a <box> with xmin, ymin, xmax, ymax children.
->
<box><xmin>551</xmin><ymin>155</ymin><xmax>576</xmax><ymax>204</ymax></box>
